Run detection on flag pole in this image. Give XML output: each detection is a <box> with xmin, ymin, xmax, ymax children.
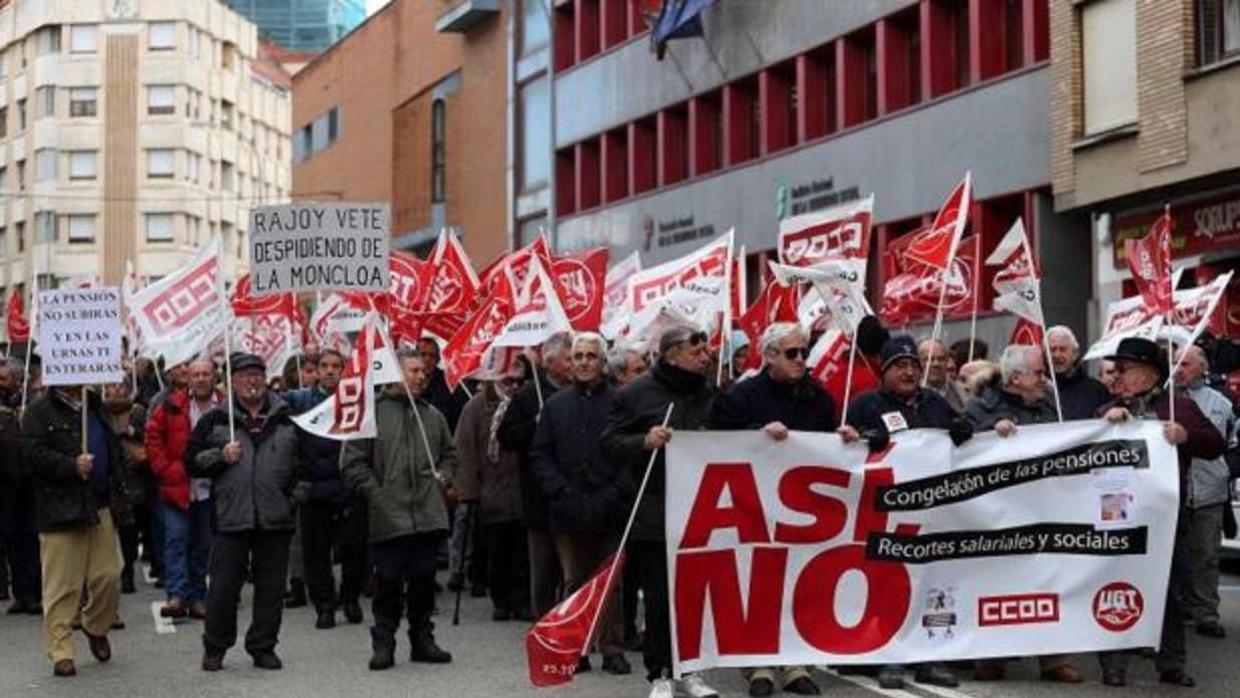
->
<box><xmin>80</xmin><ymin>385</ymin><xmax>88</xmax><ymax>456</ymax></box>
<box><xmin>581</xmin><ymin>403</ymin><xmax>675</xmax><ymax>657</ymax></box>
<box><xmin>223</xmin><ymin>319</ymin><xmax>236</xmax><ymax>444</ymax></box>
<box><xmin>921</xmin><ymin>274</ymin><xmax>950</xmax><ymax>387</ymax></box>
<box><xmin>367</xmin><ymin>297</ymin><xmax>439</xmax><ymax>478</ymax></box>
<box><xmin>1164</xmin><ymin>205</ymin><xmax>1176</xmax><ymax>424</ymax></box>
<box><xmin>840</xmin><ymin>333</ymin><xmax>859</xmax><ymax>429</ymax></box>
<box><xmin>19</xmin><ymin>290</ymin><xmax>38</xmax><ymax>418</ymax></box>
<box><xmin>967</xmin><ymin>239</ymin><xmax>980</xmax><ymax>363</ymax></box>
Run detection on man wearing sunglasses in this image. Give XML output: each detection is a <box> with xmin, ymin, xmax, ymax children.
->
<box><xmin>602</xmin><ymin>324</ymin><xmax>719</xmax><ymax>698</ymax></box>
<box><xmin>707</xmin><ymin>322</ymin><xmax>835</xmax><ymax>697</ymax></box>
<box><xmin>531</xmin><ymin>332</ymin><xmax>632</xmax><ymax>676</ymax></box>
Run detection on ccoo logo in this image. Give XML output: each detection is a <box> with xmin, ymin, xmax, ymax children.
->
<box><xmin>1092</xmin><ymin>582</ymin><xmax>1143</xmax><ymax>632</ymax></box>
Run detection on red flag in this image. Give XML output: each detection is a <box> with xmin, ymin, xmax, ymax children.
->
<box><xmin>443</xmin><ymin>271</ymin><xmax>518</xmax><ymax>390</ymax></box>
<box><xmin>550</xmin><ymin>248</ymin><xmax>609</xmax><ymax>332</ymax></box>
<box><xmin>6</xmin><ymin>289</ymin><xmax>30</xmax><ymax>343</ymax></box>
<box><xmin>777</xmin><ymin>195</ymin><xmax>874</xmax><ymax>268</ymax></box>
<box><xmin>1124</xmin><ymin>210</ymin><xmax>1173</xmax><ymax>316</ymax></box>
<box><xmin>880</xmin><ymin>234</ymin><xmax>980</xmax><ymax>325</ymax></box>
<box><xmin>1009</xmin><ymin>317</ymin><xmax>1044</xmax><ymax>346</ymax></box>
<box><xmin>421</xmin><ymin>233</ymin><xmax>483</xmax><ymax>340</ymax></box>
<box><xmin>525</xmin><ymin>553</ymin><xmax>623</xmax><ymax>687</ymax></box>
<box><xmin>903</xmin><ymin>173</ymin><xmax>972</xmax><ymax>271</ymax></box>
<box><xmin>808</xmin><ymin>330</ymin><xmax>879</xmax><ymax>409</ymax></box>
<box><xmin>231</xmin><ymin>274</ymin><xmax>295</xmax><ymax>317</ymax></box>
<box><xmin>481</xmin><ymin>236</ymin><xmax>553</xmax><ymax>296</ymax></box>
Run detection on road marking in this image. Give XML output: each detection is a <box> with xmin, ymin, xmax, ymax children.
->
<box><xmin>1220</xmin><ymin>585</ymin><xmax>1240</xmax><ymax>593</ymax></box>
<box><xmin>143</xmin><ymin>565</ymin><xmax>156</xmax><ymax>585</ymax></box>
<box><xmin>151</xmin><ymin>602</ymin><xmax>176</xmax><ymax>635</ymax></box>
<box><xmin>826</xmin><ymin>669</ymin><xmax>975</xmax><ymax>698</ymax></box>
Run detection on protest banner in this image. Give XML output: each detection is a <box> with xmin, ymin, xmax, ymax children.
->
<box><xmin>665</xmin><ymin>421</ymin><xmax>1177</xmax><ymax>675</ymax></box>
<box><xmin>249</xmin><ymin>203</ymin><xmax>391</xmax><ymax>296</ymax></box>
<box><xmin>38</xmin><ymin>287</ymin><xmax>125</xmax><ymax>386</ymax></box>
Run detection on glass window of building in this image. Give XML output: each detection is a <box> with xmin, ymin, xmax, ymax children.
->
<box><xmin>147</xmin><ymin>149</ymin><xmax>175</xmax><ymax>179</ymax></box>
<box><xmin>69</xmin><ymin>87</ymin><xmax>97</xmax><ymax>117</ymax></box>
<box><xmin>1082</xmin><ymin>0</ymin><xmax>1137</xmax><ymax>135</ymax></box>
<box><xmin>518</xmin><ymin>77</ymin><xmax>550</xmax><ymax>193</ymax></box>
<box><xmin>66</xmin><ymin>215</ymin><xmax>96</xmax><ymax>243</ymax></box>
<box><xmin>149</xmin><ymin>22</ymin><xmax>176</xmax><ymax>51</ymax></box>
<box><xmin>68</xmin><ymin>151</ymin><xmax>97</xmax><ymax>180</ymax></box>
<box><xmin>520</xmin><ymin>0</ymin><xmax>550</xmax><ymax>56</ymax></box>
<box><xmin>222</xmin><ymin>161</ymin><xmax>235</xmax><ymax>192</ymax></box>
<box><xmin>35</xmin><ymin>86</ymin><xmax>54</xmax><ymax>119</ymax></box>
<box><xmin>146</xmin><ymin>213</ymin><xmax>174</xmax><ymax>242</ymax></box>
<box><xmin>35</xmin><ymin>212</ymin><xmax>55</xmax><ymax>242</ymax></box>
<box><xmin>431</xmin><ymin>100</ymin><xmax>446</xmax><ymax>203</ymax></box>
<box><xmin>148</xmin><ymin>85</ymin><xmax>176</xmax><ymax>115</ymax></box>
<box><xmin>36</xmin><ymin>26</ymin><xmax>61</xmax><ymax>56</ymax></box>
<box><xmin>34</xmin><ymin>148</ymin><xmax>56</xmax><ymax>182</ymax></box>
<box><xmin>70</xmin><ymin>25</ymin><xmax>98</xmax><ymax>54</ymax></box>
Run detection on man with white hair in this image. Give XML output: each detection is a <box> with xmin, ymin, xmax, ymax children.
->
<box><xmin>709</xmin><ymin>321</ymin><xmax>834</xmax><ymax>697</ymax></box>
<box><xmin>1173</xmin><ymin>344</ymin><xmax>1234</xmax><ymax>639</ymax></box>
<box><xmin>1046</xmin><ymin>326</ymin><xmax>1111</xmax><ymax>419</ymax></box>
<box><xmin>531</xmin><ymin>332</ymin><xmax>631</xmax><ymax>676</ymax></box>
<box><xmin>608</xmin><ymin>343</ymin><xmax>649</xmax><ymax>388</ymax></box>
<box><xmin>963</xmin><ymin>344</ymin><xmax>1084</xmax><ymax>683</ymax></box>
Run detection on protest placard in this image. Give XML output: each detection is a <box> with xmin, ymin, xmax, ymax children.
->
<box><xmin>249</xmin><ymin>203</ymin><xmax>390</xmax><ymax>296</ymax></box>
<box><xmin>38</xmin><ymin>287</ymin><xmax>125</xmax><ymax>386</ymax></box>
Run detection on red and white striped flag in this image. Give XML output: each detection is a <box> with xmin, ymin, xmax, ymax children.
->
<box><xmin>291</xmin><ymin>313</ymin><xmax>381</xmax><ymax>441</ymax></box>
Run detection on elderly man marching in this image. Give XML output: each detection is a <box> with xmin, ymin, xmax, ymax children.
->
<box><xmin>963</xmin><ymin>345</ymin><xmax>1084</xmax><ymax>684</ymax></box>
<box><xmin>342</xmin><ymin>349</ymin><xmax>456</xmax><ymax>672</ymax></box>
<box><xmin>1095</xmin><ymin>337</ymin><xmax>1224</xmax><ymax>688</ymax></box>
<box><xmin>709</xmin><ymin>322</ymin><xmax>838</xmax><ymax>697</ymax></box>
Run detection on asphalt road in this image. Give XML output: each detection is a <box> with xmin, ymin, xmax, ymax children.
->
<box><xmin>2</xmin><ymin>567</ymin><xmax>1239</xmax><ymax>698</ymax></box>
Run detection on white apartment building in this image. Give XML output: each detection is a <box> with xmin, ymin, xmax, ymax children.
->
<box><xmin>0</xmin><ymin>0</ymin><xmax>292</xmax><ymax>319</ymax></box>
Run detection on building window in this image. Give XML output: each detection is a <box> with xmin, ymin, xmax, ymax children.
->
<box><xmin>1199</xmin><ymin>0</ymin><xmax>1240</xmax><ymax>65</ymax></box>
<box><xmin>35</xmin><ymin>26</ymin><xmax>61</xmax><ymax>56</ymax></box>
<box><xmin>187</xmin><ymin>152</ymin><xmax>200</xmax><ymax>183</ymax></box>
<box><xmin>15</xmin><ymin>222</ymin><xmax>24</xmax><ymax>253</ymax></box>
<box><xmin>35</xmin><ymin>211</ymin><xmax>55</xmax><ymax>242</ymax></box>
<box><xmin>1082</xmin><ymin>0</ymin><xmax>1138</xmax><ymax>135</ymax></box>
<box><xmin>16</xmin><ymin>99</ymin><xmax>26</xmax><ymax>131</ymax></box>
<box><xmin>34</xmin><ymin>148</ymin><xmax>56</xmax><ymax>182</ymax></box>
<box><xmin>149</xmin><ymin>22</ymin><xmax>176</xmax><ymax>51</ymax></box>
<box><xmin>520</xmin><ymin>0</ymin><xmax>551</xmax><ymax>56</ymax></box>
<box><xmin>221</xmin><ymin>41</ymin><xmax>237</xmax><ymax>70</ymax></box>
<box><xmin>221</xmin><ymin>99</ymin><xmax>234</xmax><ymax>129</ymax></box>
<box><xmin>147</xmin><ymin>149</ymin><xmax>175</xmax><ymax>179</ymax></box>
<box><xmin>145</xmin><ymin>213</ymin><xmax>174</xmax><ymax>242</ymax></box>
<box><xmin>0</xmin><ymin>167</ymin><xmax>6</xmax><ymax>192</ymax></box>
<box><xmin>35</xmin><ymin>86</ymin><xmax>54</xmax><ymax>119</ymax></box>
<box><xmin>69</xmin><ymin>87</ymin><xmax>97</xmax><ymax>117</ymax></box>
<box><xmin>16</xmin><ymin>160</ymin><xmax>25</xmax><ymax>191</ymax></box>
<box><xmin>148</xmin><ymin>85</ymin><xmax>176</xmax><ymax>115</ymax></box>
<box><xmin>518</xmin><ymin>76</ymin><xmax>550</xmax><ymax>193</ymax></box>
<box><xmin>70</xmin><ymin>25</ymin><xmax>98</xmax><ymax>54</ymax></box>
<box><xmin>66</xmin><ymin>214</ymin><xmax>95</xmax><ymax>243</ymax></box>
<box><xmin>0</xmin><ymin>107</ymin><xmax>6</xmax><ymax>137</ymax></box>
<box><xmin>68</xmin><ymin>150</ymin><xmax>97</xmax><ymax>180</ymax></box>
<box><xmin>431</xmin><ymin>100</ymin><xmax>446</xmax><ymax>203</ymax></box>
<box><xmin>189</xmin><ymin>27</ymin><xmax>200</xmax><ymax>59</ymax></box>
<box><xmin>221</xmin><ymin>161</ymin><xmax>235</xmax><ymax>192</ymax></box>
<box><xmin>327</xmin><ymin>107</ymin><xmax>340</xmax><ymax>145</ymax></box>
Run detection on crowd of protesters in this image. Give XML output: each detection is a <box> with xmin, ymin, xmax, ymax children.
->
<box><xmin>1</xmin><ymin>313</ymin><xmax>1238</xmax><ymax>697</ymax></box>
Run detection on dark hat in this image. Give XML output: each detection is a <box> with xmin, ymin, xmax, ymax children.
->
<box><xmin>230</xmin><ymin>352</ymin><xmax>266</xmax><ymax>374</ymax></box>
<box><xmin>880</xmin><ymin>335</ymin><xmax>920</xmax><ymax>373</ymax></box>
<box><xmin>1105</xmin><ymin>337</ymin><xmax>1167</xmax><ymax>376</ymax></box>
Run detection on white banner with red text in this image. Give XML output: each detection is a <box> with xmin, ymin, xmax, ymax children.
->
<box><xmin>665</xmin><ymin>421</ymin><xmax>1177</xmax><ymax>675</ymax></box>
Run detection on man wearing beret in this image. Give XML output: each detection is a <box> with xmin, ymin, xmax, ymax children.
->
<box><xmin>1096</xmin><ymin>337</ymin><xmax>1225</xmax><ymax>688</ymax></box>
<box><xmin>187</xmin><ymin>353</ymin><xmax>303</xmax><ymax>672</ymax></box>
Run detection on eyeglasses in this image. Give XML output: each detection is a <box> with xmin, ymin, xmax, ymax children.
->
<box><xmin>782</xmin><ymin>346</ymin><xmax>810</xmax><ymax>361</ymax></box>
<box><xmin>572</xmin><ymin>352</ymin><xmax>599</xmax><ymax>361</ymax></box>
<box><xmin>675</xmin><ymin>331</ymin><xmax>709</xmax><ymax>349</ymax></box>
<box><xmin>500</xmin><ymin>376</ymin><xmax>525</xmax><ymax>386</ymax></box>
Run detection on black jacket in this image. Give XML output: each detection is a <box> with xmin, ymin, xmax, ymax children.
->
<box><xmin>531</xmin><ymin>381</ymin><xmax>628</xmax><ymax>533</ymax></box>
<box><xmin>424</xmin><ymin>367</ymin><xmax>470</xmax><ymax>433</ymax></box>
<box><xmin>287</xmin><ymin>387</ymin><xmax>349</xmax><ymax>506</ymax></box>
<box><xmin>186</xmin><ymin>394</ymin><xmax>302</xmax><ymax>532</ymax></box>
<box><xmin>0</xmin><ymin>400</ymin><xmax>21</xmax><ymax>487</ymax></box>
<box><xmin>846</xmin><ymin>386</ymin><xmax>957</xmax><ymax>436</ymax></box>
<box><xmin>1055</xmin><ymin>367</ymin><xmax>1112</xmax><ymax>421</ymax></box>
<box><xmin>601</xmin><ymin>360</ymin><xmax>715</xmax><ymax>542</ymax></box>
<box><xmin>710</xmin><ymin>369</ymin><xmax>837</xmax><ymax>432</ymax></box>
<box><xmin>21</xmin><ymin>390</ymin><xmax>126</xmax><ymax>532</ymax></box>
<box><xmin>964</xmin><ymin>379</ymin><xmax>1058</xmax><ymax>431</ymax></box>
<box><xmin>498</xmin><ymin>370</ymin><xmax>562</xmax><ymax>530</ymax></box>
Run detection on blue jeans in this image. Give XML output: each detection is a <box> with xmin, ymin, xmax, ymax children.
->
<box><xmin>162</xmin><ymin>500</ymin><xmax>212</xmax><ymax>603</ymax></box>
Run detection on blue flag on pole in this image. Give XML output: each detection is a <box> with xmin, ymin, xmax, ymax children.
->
<box><xmin>650</xmin><ymin>0</ymin><xmax>719</xmax><ymax>59</ymax></box>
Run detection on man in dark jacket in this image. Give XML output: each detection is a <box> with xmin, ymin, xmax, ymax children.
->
<box><xmin>287</xmin><ymin>349</ymin><xmax>367</xmax><ymax>630</ymax></box>
<box><xmin>418</xmin><ymin>337</ymin><xmax>470</xmax><ymax>432</ymax></box>
<box><xmin>709</xmin><ymin>322</ymin><xmax>829</xmax><ymax>697</ymax></box>
<box><xmin>187</xmin><ymin>353</ymin><xmax>301</xmax><ymax>673</ymax></box>
<box><xmin>0</xmin><ymin>358</ymin><xmax>40</xmax><ymax>616</ymax></box>
<box><xmin>341</xmin><ymin>349</ymin><xmax>456</xmax><ymax>672</ymax></box>
<box><xmin>498</xmin><ymin>331</ymin><xmax>573</xmax><ymax>616</ymax></box>
<box><xmin>843</xmin><ymin>335</ymin><xmax>966</xmax><ymax>690</ymax></box>
<box><xmin>963</xmin><ymin>345</ymin><xmax>1084</xmax><ymax>684</ymax></box>
<box><xmin>1096</xmin><ymin>338</ymin><xmax>1226</xmax><ymax>688</ymax></box>
<box><xmin>602</xmin><ymin>324</ymin><xmax>719</xmax><ymax>698</ymax></box>
<box><xmin>1047</xmin><ymin>326</ymin><xmax>1111</xmax><ymax>420</ymax></box>
<box><xmin>22</xmin><ymin>385</ymin><xmax>125</xmax><ymax>677</ymax></box>
<box><xmin>531</xmin><ymin>332</ymin><xmax>631</xmax><ymax>676</ymax></box>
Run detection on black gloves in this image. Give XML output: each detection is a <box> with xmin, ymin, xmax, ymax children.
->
<box><xmin>948</xmin><ymin>418</ymin><xmax>974</xmax><ymax>446</ymax></box>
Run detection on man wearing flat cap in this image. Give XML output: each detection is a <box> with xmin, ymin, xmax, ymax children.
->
<box><xmin>187</xmin><ymin>353</ymin><xmax>303</xmax><ymax>673</ymax></box>
<box><xmin>1095</xmin><ymin>337</ymin><xmax>1225</xmax><ymax>689</ymax></box>
<box><xmin>841</xmin><ymin>334</ymin><xmax>970</xmax><ymax>690</ymax></box>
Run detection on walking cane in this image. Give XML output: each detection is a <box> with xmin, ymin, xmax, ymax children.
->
<box><xmin>452</xmin><ymin>502</ymin><xmax>478</xmax><ymax>626</ymax></box>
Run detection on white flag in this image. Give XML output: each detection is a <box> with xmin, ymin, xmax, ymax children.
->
<box><xmin>493</xmin><ymin>257</ymin><xmax>573</xmax><ymax>348</ymax></box>
<box><xmin>126</xmin><ymin>240</ymin><xmax>230</xmax><ymax>366</ymax></box>
<box><xmin>292</xmin><ymin>313</ymin><xmax>380</xmax><ymax>441</ymax></box>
